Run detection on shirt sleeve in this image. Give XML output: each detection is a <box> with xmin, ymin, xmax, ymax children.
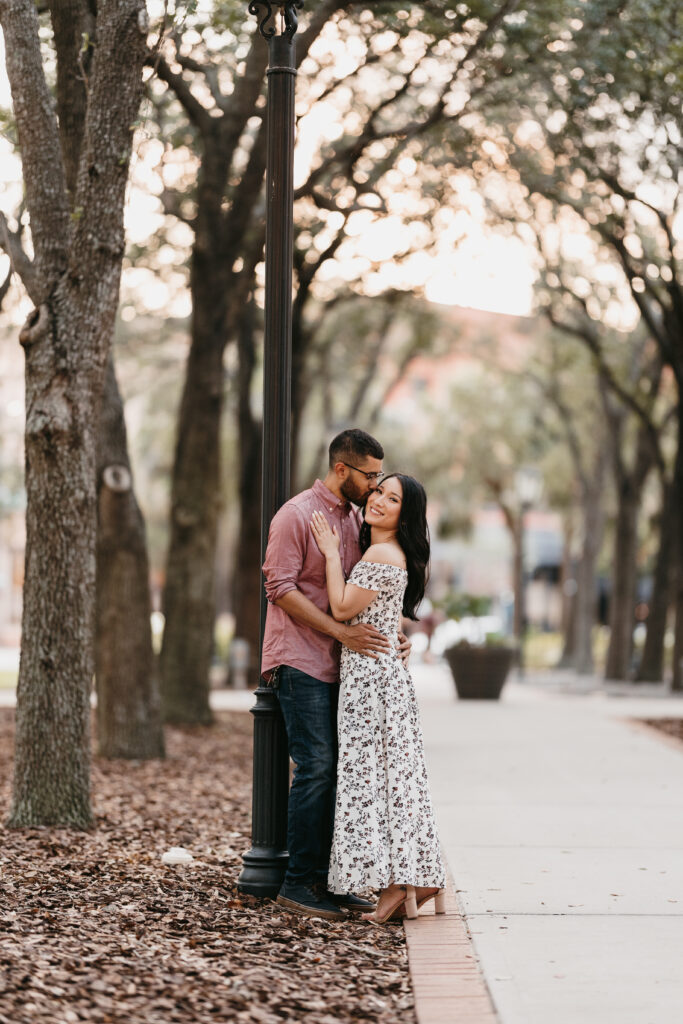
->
<box><xmin>348</xmin><ymin>560</ymin><xmax>392</xmax><ymax>592</ymax></box>
<box><xmin>262</xmin><ymin>503</ymin><xmax>308</xmax><ymax>603</ymax></box>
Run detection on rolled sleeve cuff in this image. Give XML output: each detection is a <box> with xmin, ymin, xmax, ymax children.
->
<box><xmin>264</xmin><ymin>577</ymin><xmax>299</xmax><ymax>603</ymax></box>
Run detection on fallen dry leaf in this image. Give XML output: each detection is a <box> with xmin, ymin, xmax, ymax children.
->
<box><xmin>0</xmin><ymin>709</ymin><xmax>415</xmax><ymax>1024</ymax></box>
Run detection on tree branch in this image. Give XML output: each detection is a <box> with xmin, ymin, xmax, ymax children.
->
<box><xmin>0</xmin><ymin>0</ymin><xmax>70</xmax><ymax>293</ymax></box>
<box><xmin>0</xmin><ymin>264</ymin><xmax>12</xmax><ymax>308</ymax></box>
<box><xmin>544</xmin><ymin>303</ymin><xmax>666</xmax><ymax>477</ymax></box>
<box><xmin>151</xmin><ymin>55</ymin><xmax>212</xmax><ymax>134</ymax></box>
<box><xmin>69</xmin><ymin>0</ymin><xmax>149</xmax><ymax>326</ymax></box>
<box><xmin>159</xmin><ymin>186</ymin><xmax>196</xmax><ymax>228</ymax></box>
<box><xmin>48</xmin><ymin>0</ymin><xmax>95</xmax><ymax>198</ymax></box>
<box><xmin>0</xmin><ymin>210</ymin><xmax>39</xmax><ymax>302</ymax></box>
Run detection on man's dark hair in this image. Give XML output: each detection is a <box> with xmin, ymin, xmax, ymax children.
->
<box><xmin>328</xmin><ymin>428</ymin><xmax>384</xmax><ymax>468</ymax></box>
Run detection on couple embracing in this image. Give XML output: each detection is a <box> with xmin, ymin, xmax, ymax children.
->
<box><xmin>262</xmin><ymin>429</ymin><xmax>445</xmax><ymax>924</ymax></box>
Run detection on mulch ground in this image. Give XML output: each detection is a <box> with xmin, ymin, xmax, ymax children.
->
<box><xmin>640</xmin><ymin>717</ymin><xmax>683</xmax><ymax>745</ymax></box>
<box><xmin>0</xmin><ymin>709</ymin><xmax>415</xmax><ymax>1024</ymax></box>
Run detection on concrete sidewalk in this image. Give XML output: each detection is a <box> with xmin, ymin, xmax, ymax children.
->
<box><xmin>413</xmin><ymin>662</ymin><xmax>683</xmax><ymax>1024</ymax></box>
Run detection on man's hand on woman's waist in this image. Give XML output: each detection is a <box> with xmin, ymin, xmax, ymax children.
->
<box><xmin>337</xmin><ymin>622</ymin><xmax>391</xmax><ymax>659</ymax></box>
<box><xmin>397</xmin><ymin>630</ymin><xmax>411</xmax><ymax>665</ymax></box>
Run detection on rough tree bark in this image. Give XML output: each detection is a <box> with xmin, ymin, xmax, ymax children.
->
<box><xmin>96</xmin><ymin>356</ymin><xmax>164</xmax><ymax>757</ymax></box>
<box><xmin>232</xmin><ymin>297</ymin><xmax>263</xmax><ymax>683</ymax></box>
<box><xmin>42</xmin><ymin>0</ymin><xmax>163</xmax><ymax>758</ymax></box>
<box><xmin>573</xmin><ymin>448</ymin><xmax>608</xmax><ymax>676</ymax></box>
<box><xmin>636</xmin><ymin>480</ymin><xmax>677</xmax><ymax>682</ymax></box>
<box><xmin>603</xmin><ymin>479</ymin><xmax>639</xmax><ymax>680</ymax></box>
<box><xmin>155</xmin><ymin>45</ymin><xmax>266</xmax><ymax>723</ymax></box>
<box><xmin>557</xmin><ymin>514</ymin><xmax>578</xmax><ymax>668</ymax></box>
<box><xmin>672</xmin><ymin>401</ymin><xmax>683</xmax><ymax>691</ymax></box>
<box><xmin>603</xmin><ymin>414</ymin><xmax>653</xmax><ymax>680</ymax></box>
<box><xmin>511</xmin><ymin>514</ymin><xmax>524</xmax><ymax>653</ymax></box>
<box><xmin>538</xmin><ymin>358</ymin><xmax>607</xmax><ymax>675</ymax></box>
<box><xmin>1</xmin><ymin>0</ymin><xmax>148</xmax><ymax>827</ymax></box>
<box><xmin>158</xmin><ymin>208</ymin><xmax>228</xmax><ymax>725</ymax></box>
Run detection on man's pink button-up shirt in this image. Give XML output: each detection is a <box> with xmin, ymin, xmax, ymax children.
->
<box><xmin>261</xmin><ymin>479</ymin><xmax>362</xmax><ymax>683</ymax></box>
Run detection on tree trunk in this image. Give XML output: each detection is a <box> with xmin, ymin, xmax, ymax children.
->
<box><xmin>289</xmin><ymin>310</ymin><xmax>309</xmax><ymax>491</ymax></box>
<box><xmin>232</xmin><ymin>299</ymin><xmax>262</xmax><ymax>684</ymax></box>
<box><xmin>672</xmin><ymin>404</ymin><xmax>683</xmax><ymax>691</ymax></box>
<box><xmin>232</xmin><ymin>428</ymin><xmax>262</xmax><ymax>684</ymax></box>
<box><xmin>231</xmin><ymin>444</ymin><xmax>260</xmax><ymax>684</ymax></box>
<box><xmin>636</xmin><ymin>478</ymin><xmax>676</xmax><ymax>682</ymax></box>
<box><xmin>574</xmin><ymin>452</ymin><xmax>607</xmax><ymax>675</ymax></box>
<box><xmin>603</xmin><ymin>409</ymin><xmax>654</xmax><ymax>680</ymax></box>
<box><xmin>158</xmin><ymin>120</ymin><xmax>251</xmax><ymax>723</ymax></box>
<box><xmin>511</xmin><ymin>513</ymin><xmax>524</xmax><ymax>656</ymax></box>
<box><xmin>159</xmin><ymin>307</ymin><xmax>225</xmax><ymax>725</ymax></box>
<box><xmin>3</xmin><ymin>0</ymin><xmax>148</xmax><ymax>828</ymax></box>
<box><xmin>10</xmin><ymin>335</ymin><xmax>98</xmax><ymax>827</ymax></box>
<box><xmin>557</xmin><ymin>515</ymin><xmax>578</xmax><ymax>668</ymax></box>
<box><xmin>603</xmin><ymin>481</ymin><xmax>640</xmax><ymax>680</ymax></box>
<box><xmin>96</xmin><ymin>355</ymin><xmax>165</xmax><ymax>758</ymax></box>
<box><xmin>155</xmin><ymin>26</ymin><xmax>289</xmax><ymax>719</ymax></box>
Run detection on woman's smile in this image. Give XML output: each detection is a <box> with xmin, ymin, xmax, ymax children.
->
<box><xmin>365</xmin><ymin>478</ymin><xmax>403</xmax><ymax>531</ymax></box>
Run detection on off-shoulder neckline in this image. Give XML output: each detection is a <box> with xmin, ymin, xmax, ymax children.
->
<box><xmin>356</xmin><ymin>560</ymin><xmax>407</xmax><ymax>573</ymax></box>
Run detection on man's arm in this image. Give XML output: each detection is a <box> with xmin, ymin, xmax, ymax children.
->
<box><xmin>275</xmin><ymin>591</ymin><xmax>391</xmax><ymax>658</ymax></box>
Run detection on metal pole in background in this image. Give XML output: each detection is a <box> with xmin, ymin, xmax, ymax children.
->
<box><xmin>238</xmin><ymin>0</ymin><xmax>302</xmax><ymax>897</ymax></box>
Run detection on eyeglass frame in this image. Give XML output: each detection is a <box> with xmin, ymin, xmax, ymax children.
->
<box><xmin>340</xmin><ymin>461</ymin><xmax>384</xmax><ymax>484</ymax></box>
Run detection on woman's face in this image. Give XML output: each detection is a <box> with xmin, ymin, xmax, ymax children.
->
<box><xmin>364</xmin><ymin>476</ymin><xmax>403</xmax><ymax>533</ymax></box>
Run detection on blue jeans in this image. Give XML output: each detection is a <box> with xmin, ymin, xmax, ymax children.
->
<box><xmin>276</xmin><ymin>665</ymin><xmax>339</xmax><ymax>886</ymax></box>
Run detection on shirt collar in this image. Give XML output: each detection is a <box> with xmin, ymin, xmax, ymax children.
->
<box><xmin>313</xmin><ymin>478</ymin><xmax>352</xmax><ymax>515</ymax></box>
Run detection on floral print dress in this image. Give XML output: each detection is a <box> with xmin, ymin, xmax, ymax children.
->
<box><xmin>328</xmin><ymin>560</ymin><xmax>445</xmax><ymax>894</ymax></box>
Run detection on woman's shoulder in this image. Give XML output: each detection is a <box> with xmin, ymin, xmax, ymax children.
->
<box><xmin>360</xmin><ymin>543</ymin><xmax>406</xmax><ymax>569</ymax></box>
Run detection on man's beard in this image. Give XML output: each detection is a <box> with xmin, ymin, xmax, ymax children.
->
<box><xmin>340</xmin><ymin>479</ymin><xmax>368</xmax><ymax>506</ymax></box>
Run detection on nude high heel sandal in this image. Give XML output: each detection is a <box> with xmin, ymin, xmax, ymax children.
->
<box><xmin>404</xmin><ymin>886</ymin><xmax>418</xmax><ymax>919</ymax></box>
<box><xmin>362</xmin><ymin>885</ymin><xmax>413</xmax><ymax>924</ymax></box>
<box><xmin>414</xmin><ymin>887</ymin><xmax>447</xmax><ymax>914</ymax></box>
<box><xmin>391</xmin><ymin>886</ymin><xmax>447</xmax><ymax>919</ymax></box>
<box><xmin>412</xmin><ymin>887</ymin><xmax>447</xmax><ymax>915</ymax></box>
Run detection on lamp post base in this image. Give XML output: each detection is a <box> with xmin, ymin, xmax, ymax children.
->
<box><xmin>238</xmin><ymin>847</ymin><xmax>289</xmax><ymax>898</ymax></box>
<box><xmin>237</xmin><ymin>682</ymin><xmax>290</xmax><ymax>897</ymax></box>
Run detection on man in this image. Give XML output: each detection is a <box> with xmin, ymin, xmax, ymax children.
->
<box><xmin>262</xmin><ymin>428</ymin><xmax>397</xmax><ymax>920</ymax></box>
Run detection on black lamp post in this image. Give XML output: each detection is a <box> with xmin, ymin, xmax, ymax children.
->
<box><xmin>237</xmin><ymin>0</ymin><xmax>303</xmax><ymax>897</ymax></box>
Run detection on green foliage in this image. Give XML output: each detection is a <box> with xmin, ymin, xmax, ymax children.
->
<box><xmin>471</xmin><ymin>0</ymin><xmax>681</xmax><ymax>347</ymax></box>
<box><xmin>435</xmin><ymin>591</ymin><xmax>492</xmax><ymax>620</ymax></box>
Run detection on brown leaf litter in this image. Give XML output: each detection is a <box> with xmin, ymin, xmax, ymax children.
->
<box><xmin>0</xmin><ymin>709</ymin><xmax>414</xmax><ymax>1024</ymax></box>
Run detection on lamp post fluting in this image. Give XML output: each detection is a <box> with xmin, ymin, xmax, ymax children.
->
<box><xmin>238</xmin><ymin>0</ymin><xmax>303</xmax><ymax>897</ymax></box>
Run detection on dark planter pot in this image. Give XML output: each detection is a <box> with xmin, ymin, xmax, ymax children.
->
<box><xmin>444</xmin><ymin>645</ymin><xmax>516</xmax><ymax>700</ymax></box>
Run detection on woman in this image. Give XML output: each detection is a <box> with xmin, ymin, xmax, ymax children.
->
<box><xmin>310</xmin><ymin>473</ymin><xmax>445</xmax><ymax>924</ymax></box>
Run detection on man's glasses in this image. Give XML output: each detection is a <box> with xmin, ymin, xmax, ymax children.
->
<box><xmin>342</xmin><ymin>461</ymin><xmax>384</xmax><ymax>484</ymax></box>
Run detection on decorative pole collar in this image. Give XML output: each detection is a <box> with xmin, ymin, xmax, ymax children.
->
<box><xmin>248</xmin><ymin>1</ymin><xmax>304</xmax><ymax>41</ymax></box>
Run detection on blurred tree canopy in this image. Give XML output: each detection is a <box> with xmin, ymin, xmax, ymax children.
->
<box><xmin>143</xmin><ymin>0</ymin><xmax>580</xmax><ymax>716</ymax></box>
<box><xmin>462</xmin><ymin>0</ymin><xmax>683</xmax><ymax>681</ymax></box>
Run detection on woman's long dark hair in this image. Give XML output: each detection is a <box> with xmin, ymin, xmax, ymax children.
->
<box><xmin>359</xmin><ymin>473</ymin><xmax>430</xmax><ymax>620</ymax></box>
